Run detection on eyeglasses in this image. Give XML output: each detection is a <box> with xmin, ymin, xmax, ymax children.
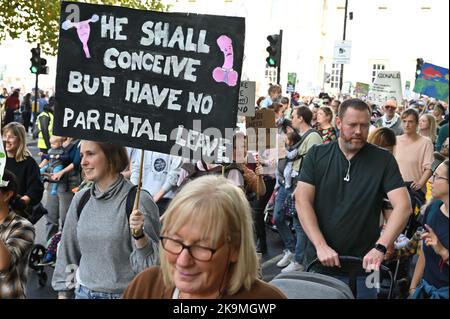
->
<box><xmin>431</xmin><ymin>173</ymin><xmax>448</xmax><ymax>182</ymax></box>
<box><xmin>160</xmin><ymin>236</ymin><xmax>227</xmax><ymax>262</ymax></box>
<box><xmin>384</xmin><ymin>106</ymin><xmax>397</xmax><ymax>110</ymax></box>
<box><xmin>2</xmin><ymin>135</ymin><xmax>17</xmax><ymax>141</ymax></box>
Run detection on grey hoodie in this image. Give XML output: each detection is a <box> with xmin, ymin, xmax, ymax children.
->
<box><xmin>52</xmin><ymin>175</ymin><xmax>160</xmax><ymax>297</ymax></box>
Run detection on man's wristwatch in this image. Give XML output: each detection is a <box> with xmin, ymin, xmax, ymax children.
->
<box><xmin>374</xmin><ymin>243</ymin><xmax>387</xmax><ymax>255</ymax></box>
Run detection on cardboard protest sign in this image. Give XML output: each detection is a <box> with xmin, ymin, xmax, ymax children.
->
<box><xmin>246</xmin><ymin>108</ymin><xmax>276</xmax><ymax>151</ymax></box>
<box><xmin>368</xmin><ymin>71</ymin><xmax>402</xmax><ymax>106</ymax></box>
<box><xmin>54</xmin><ymin>2</ymin><xmax>245</xmax><ymax>161</ymax></box>
<box><xmin>237</xmin><ymin>81</ymin><xmax>255</xmax><ymax>116</ymax></box>
<box><xmin>413</xmin><ymin>63</ymin><xmax>449</xmax><ymax>102</ymax></box>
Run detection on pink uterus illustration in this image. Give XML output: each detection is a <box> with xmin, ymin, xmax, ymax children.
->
<box><xmin>62</xmin><ymin>14</ymin><xmax>99</xmax><ymax>59</ymax></box>
<box><xmin>212</xmin><ymin>35</ymin><xmax>238</xmax><ymax>87</ymax></box>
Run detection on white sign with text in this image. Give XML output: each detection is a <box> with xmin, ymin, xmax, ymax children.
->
<box><xmin>237</xmin><ymin>81</ymin><xmax>256</xmax><ymax>116</ymax></box>
<box><xmin>368</xmin><ymin>71</ymin><xmax>403</xmax><ymax>106</ymax></box>
<box><xmin>333</xmin><ymin>40</ymin><xmax>352</xmax><ymax>64</ymax></box>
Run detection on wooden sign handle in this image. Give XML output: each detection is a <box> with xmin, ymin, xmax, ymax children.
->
<box><xmin>132</xmin><ymin>149</ymin><xmax>145</xmax><ymax>236</ymax></box>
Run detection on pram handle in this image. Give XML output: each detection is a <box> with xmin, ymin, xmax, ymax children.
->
<box><xmin>306</xmin><ymin>256</ymin><xmax>393</xmax><ymax>299</ymax></box>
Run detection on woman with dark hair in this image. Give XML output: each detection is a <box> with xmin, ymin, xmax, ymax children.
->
<box><xmin>410</xmin><ymin>160</ymin><xmax>449</xmax><ymax>299</ymax></box>
<box><xmin>4</xmin><ymin>90</ymin><xmax>20</xmax><ymax>126</ymax></box>
<box><xmin>52</xmin><ymin>140</ymin><xmax>161</xmax><ymax>299</ymax></box>
<box><xmin>317</xmin><ymin>106</ymin><xmax>337</xmax><ymax>143</ymax></box>
<box><xmin>0</xmin><ymin>170</ymin><xmax>35</xmax><ymax>299</ymax></box>
<box><xmin>20</xmin><ymin>93</ymin><xmax>32</xmax><ymax>134</ymax></box>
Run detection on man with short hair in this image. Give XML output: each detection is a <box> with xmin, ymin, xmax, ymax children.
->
<box><xmin>295</xmin><ymin>98</ymin><xmax>411</xmax><ymax>298</ymax></box>
<box><xmin>375</xmin><ymin>97</ymin><xmax>403</xmax><ymax>135</ymax></box>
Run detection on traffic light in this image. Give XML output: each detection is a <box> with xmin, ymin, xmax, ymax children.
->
<box><xmin>415</xmin><ymin>58</ymin><xmax>424</xmax><ymax>79</ymax></box>
<box><xmin>30</xmin><ymin>47</ymin><xmax>40</xmax><ymax>74</ymax></box>
<box><xmin>266</xmin><ymin>33</ymin><xmax>282</xmax><ymax>68</ymax></box>
<box><xmin>30</xmin><ymin>46</ymin><xmax>48</xmax><ymax>74</ymax></box>
<box><xmin>39</xmin><ymin>58</ymin><xmax>48</xmax><ymax>74</ymax></box>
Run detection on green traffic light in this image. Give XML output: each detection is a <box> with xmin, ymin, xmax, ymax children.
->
<box><xmin>31</xmin><ymin>66</ymin><xmax>39</xmax><ymax>74</ymax></box>
<box><xmin>267</xmin><ymin>57</ymin><xmax>276</xmax><ymax>66</ymax></box>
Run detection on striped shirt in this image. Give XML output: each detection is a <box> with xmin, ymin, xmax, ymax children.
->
<box><xmin>0</xmin><ymin>212</ymin><xmax>35</xmax><ymax>299</ymax></box>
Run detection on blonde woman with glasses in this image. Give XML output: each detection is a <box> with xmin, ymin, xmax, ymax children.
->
<box><xmin>123</xmin><ymin>175</ymin><xmax>286</xmax><ymax>299</ymax></box>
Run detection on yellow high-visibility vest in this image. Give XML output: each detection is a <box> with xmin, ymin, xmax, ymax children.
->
<box><xmin>37</xmin><ymin>111</ymin><xmax>54</xmax><ymax>149</ymax></box>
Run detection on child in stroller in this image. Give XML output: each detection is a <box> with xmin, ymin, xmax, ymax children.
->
<box><xmin>378</xmin><ymin>185</ymin><xmax>427</xmax><ymax>299</ymax></box>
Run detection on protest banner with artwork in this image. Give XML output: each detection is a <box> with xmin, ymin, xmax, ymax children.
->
<box><xmin>54</xmin><ymin>1</ymin><xmax>245</xmax><ymax>162</ymax></box>
<box><xmin>413</xmin><ymin>63</ymin><xmax>449</xmax><ymax>103</ymax></box>
<box><xmin>354</xmin><ymin>82</ymin><xmax>369</xmax><ymax>96</ymax></box>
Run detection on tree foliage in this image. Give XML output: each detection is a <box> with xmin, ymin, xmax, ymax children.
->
<box><xmin>0</xmin><ymin>0</ymin><xmax>170</xmax><ymax>55</ymax></box>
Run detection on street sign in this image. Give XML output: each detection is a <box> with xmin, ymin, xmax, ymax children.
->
<box><xmin>333</xmin><ymin>40</ymin><xmax>352</xmax><ymax>64</ymax></box>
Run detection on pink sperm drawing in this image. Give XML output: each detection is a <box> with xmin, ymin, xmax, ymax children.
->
<box><xmin>212</xmin><ymin>35</ymin><xmax>238</xmax><ymax>87</ymax></box>
<box><xmin>62</xmin><ymin>14</ymin><xmax>99</xmax><ymax>59</ymax></box>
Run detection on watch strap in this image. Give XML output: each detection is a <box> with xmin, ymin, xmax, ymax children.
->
<box><xmin>374</xmin><ymin>243</ymin><xmax>387</xmax><ymax>255</ymax></box>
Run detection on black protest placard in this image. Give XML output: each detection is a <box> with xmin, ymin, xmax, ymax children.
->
<box><xmin>54</xmin><ymin>1</ymin><xmax>245</xmax><ymax>161</ymax></box>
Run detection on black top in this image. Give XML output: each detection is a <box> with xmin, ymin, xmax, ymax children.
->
<box><xmin>423</xmin><ymin>200</ymin><xmax>448</xmax><ymax>288</ymax></box>
<box><xmin>299</xmin><ymin>141</ymin><xmax>405</xmax><ymax>258</ymax></box>
<box><xmin>6</xmin><ymin>156</ymin><xmax>44</xmax><ymax>207</ymax></box>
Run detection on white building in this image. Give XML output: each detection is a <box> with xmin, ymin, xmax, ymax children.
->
<box><xmin>170</xmin><ymin>0</ymin><xmax>449</xmax><ymax>98</ymax></box>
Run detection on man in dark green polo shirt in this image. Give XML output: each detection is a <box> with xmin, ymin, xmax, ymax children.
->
<box><xmin>295</xmin><ymin>98</ymin><xmax>411</xmax><ymax>298</ymax></box>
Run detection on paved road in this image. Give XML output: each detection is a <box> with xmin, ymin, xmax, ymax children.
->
<box><xmin>25</xmin><ymin>136</ymin><xmax>58</xmax><ymax>298</ymax></box>
<box><xmin>24</xmin><ymin>136</ymin><xmax>286</xmax><ymax>298</ymax></box>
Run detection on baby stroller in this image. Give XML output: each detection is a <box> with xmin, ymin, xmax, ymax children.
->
<box><xmin>263</xmin><ymin>191</ymin><xmax>277</xmax><ymax>232</ymax></box>
<box><xmin>306</xmin><ymin>256</ymin><xmax>394</xmax><ymax>299</ymax></box>
<box><xmin>26</xmin><ymin>203</ymin><xmax>52</xmax><ymax>287</ymax></box>
<box><xmin>263</xmin><ymin>190</ymin><xmax>295</xmax><ymax>234</ymax></box>
<box><xmin>376</xmin><ymin>183</ymin><xmax>427</xmax><ymax>299</ymax></box>
<box><xmin>378</xmin><ymin>201</ymin><xmax>427</xmax><ymax>298</ymax></box>
<box><xmin>28</xmin><ymin>231</ymin><xmax>61</xmax><ymax>287</ymax></box>
<box><xmin>270</xmin><ymin>271</ymin><xmax>355</xmax><ymax>299</ymax></box>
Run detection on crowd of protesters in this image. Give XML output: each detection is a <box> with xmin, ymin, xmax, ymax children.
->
<box><xmin>1</xmin><ymin>83</ymin><xmax>448</xmax><ymax>299</ymax></box>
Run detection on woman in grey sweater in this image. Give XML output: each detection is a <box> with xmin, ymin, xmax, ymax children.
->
<box><xmin>52</xmin><ymin>141</ymin><xmax>160</xmax><ymax>299</ymax></box>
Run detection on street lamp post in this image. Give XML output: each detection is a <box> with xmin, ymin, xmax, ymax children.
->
<box><xmin>339</xmin><ymin>0</ymin><xmax>348</xmax><ymax>94</ymax></box>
